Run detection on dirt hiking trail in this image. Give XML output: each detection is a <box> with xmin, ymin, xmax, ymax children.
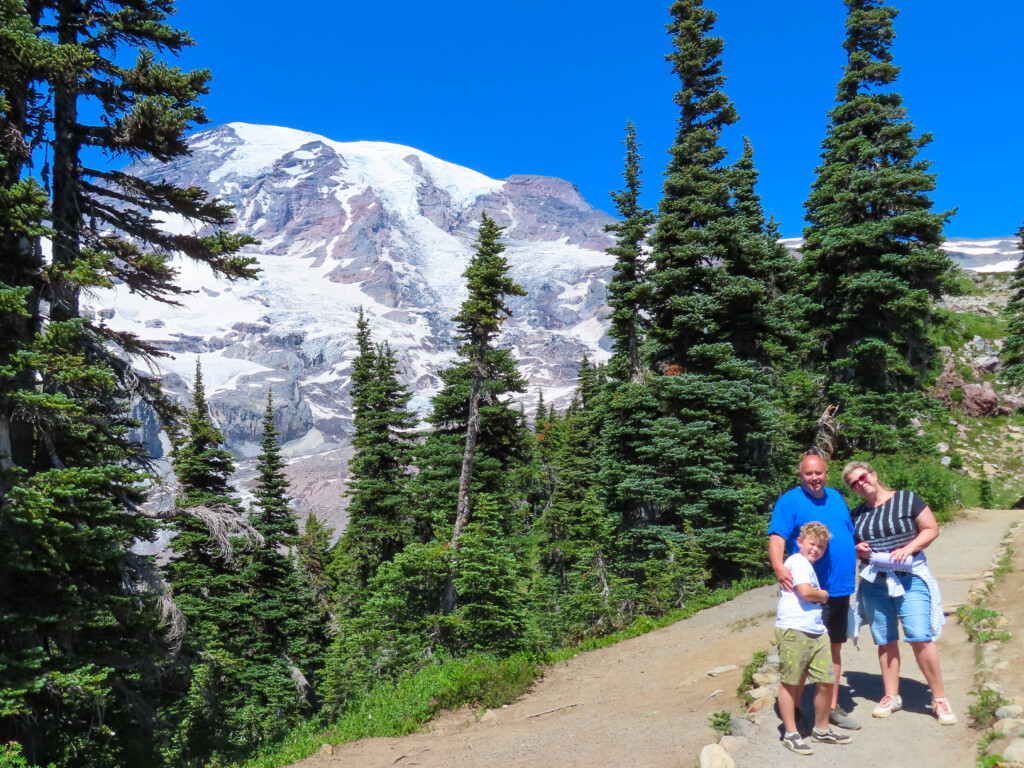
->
<box><xmin>298</xmin><ymin>509</ymin><xmax>1024</xmax><ymax>768</ymax></box>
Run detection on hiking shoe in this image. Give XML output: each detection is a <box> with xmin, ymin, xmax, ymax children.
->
<box><xmin>811</xmin><ymin>727</ymin><xmax>853</xmax><ymax>745</ymax></box>
<box><xmin>872</xmin><ymin>694</ymin><xmax>903</xmax><ymax>718</ymax></box>
<box><xmin>931</xmin><ymin>697</ymin><xmax>958</xmax><ymax>725</ymax></box>
<box><xmin>829</xmin><ymin>705</ymin><xmax>861</xmax><ymax>730</ymax></box>
<box><xmin>782</xmin><ymin>732</ymin><xmax>813</xmax><ymax>755</ymax></box>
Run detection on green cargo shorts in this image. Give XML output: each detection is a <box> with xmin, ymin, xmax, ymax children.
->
<box><xmin>775</xmin><ymin>627</ymin><xmax>834</xmax><ymax>686</ymax></box>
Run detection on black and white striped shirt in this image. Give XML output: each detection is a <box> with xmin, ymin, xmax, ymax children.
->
<box><xmin>851</xmin><ymin>490</ymin><xmax>927</xmax><ymax>553</ymax></box>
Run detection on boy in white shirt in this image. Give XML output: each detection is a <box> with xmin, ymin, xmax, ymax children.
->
<box><xmin>775</xmin><ymin>521</ymin><xmax>853</xmax><ymax>755</ymax></box>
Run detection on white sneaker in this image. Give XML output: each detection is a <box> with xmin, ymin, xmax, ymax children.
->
<box><xmin>872</xmin><ymin>694</ymin><xmax>903</xmax><ymax>718</ymax></box>
<box><xmin>932</xmin><ymin>697</ymin><xmax>958</xmax><ymax>725</ymax></box>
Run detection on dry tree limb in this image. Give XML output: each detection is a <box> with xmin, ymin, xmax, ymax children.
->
<box><xmin>811</xmin><ymin>404</ymin><xmax>839</xmax><ymax>461</ymax></box>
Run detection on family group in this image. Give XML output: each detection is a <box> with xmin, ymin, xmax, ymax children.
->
<box><xmin>769</xmin><ymin>453</ymin><xmax>956</xmax><ymax>755</ymax></box>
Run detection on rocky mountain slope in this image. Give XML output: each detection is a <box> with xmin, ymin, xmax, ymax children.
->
<box><xmin>83</xmin><ymin>122</ymin><xmax>618</xmax><ymax>528</ymax></box>
<box><xmin>81</xmin><ymin>122</ymin><xmax>1022</xmax><ymax>531</ymax></box>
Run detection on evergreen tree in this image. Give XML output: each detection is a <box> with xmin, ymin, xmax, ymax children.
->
<box><xmin>237</xmin><ymin>393</ymin><xmax>324</xmax><ymax>738</ymax></box>
<box><xmin>534</xmin><ymin>367</ymin><xmax>628</xmax><ymax>641</ymax></box>
<box><xmin>161</xmin><ymin>362</ymin><xmax>255</xmax><ymax>763</ymax></box>
<box><xmin>605</xmin><ymin>121</ymin><xmax>655</xmax><ymax>383</ymax></box>
<box><xmin>800</xmin><ymin>0</ymin><xmax>957</xmax><ymax>453</ymax></box>
<box><xmin>640</xmin><ymin>0</ymin><xmax>787</xmax><ymax>574</ymax></box>
<box><xmin>450</xmin><ymin>494</ymin><xmax>529</xmax><ymax>654</ymax></box>
<box><xmin>163</xmin><ymin>367</ymin><xmax>312</xmax><ymax>763</ymax></box>
<box><xmin>729</xmin><ymin>138</ymin><xmax>813</xmax><ymax>445</ymax></box>
<box><xmin>0</xmin><ymin>2</ymin><xmax>256</xmax><ymax>762</ymax></box>
<box><xmin>296</xmin><ymin>510</ymin><xmax>335</xmax><ymax>623</ymax></box>
<box><xmin>1002</xmin><ymin>219</ymin><xmax>1024</xmax><ymax>385</ymax></box>
<box><xmin>449</xmin><ymin>212</ymin><xmax>528</xmax><ymax>545</ymax></box>
<box><xmin>331</xmin><ymin>322</ymin><xmax>417</xmax><ymax>616</ymax></box>
<box><xmin>407</xmin><ymin>211</ymin><xmax>531</xmax><ymax>559</ymax></box>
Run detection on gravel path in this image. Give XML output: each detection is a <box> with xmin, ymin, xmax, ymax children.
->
<box><xmin>297</xmin><ymin>509</ymin><xmax>1023</xmax><ymax>768</ymax></box>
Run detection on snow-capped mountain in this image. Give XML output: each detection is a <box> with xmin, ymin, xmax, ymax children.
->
<box><xmin>82</xmin><ymin>123</ymin><xmax>617</xmax><ymax>527</ymax></box>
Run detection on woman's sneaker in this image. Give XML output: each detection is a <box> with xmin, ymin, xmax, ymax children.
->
<box><xmin>782</xmin><ymin>732</ymin><xmax>813</xmax><ymax>755</ymax></box>
<box><xmin>872</xmin><ymin>694</ymin><xmax>903</xmax><ymax>718</ymax></box>
<box><xmin>931</xmin><ymin>698</ymin><xmax>958</xmax><ymax>725</ymax></box>
<box><xmin>811</xmin><ymin>727</ymin><xmax>853</xmax><ymax>745</ymax></box>
<box><xmin>829</xmin><ymin>705</ymin><xmax>861</xmax><ymax>730</ymax></box>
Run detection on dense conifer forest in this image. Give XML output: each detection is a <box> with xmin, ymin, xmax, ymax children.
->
<box><xmin>1</xmin><ymin>0</ymin><xmax>1021</xmax><ymax>766</ymax></box>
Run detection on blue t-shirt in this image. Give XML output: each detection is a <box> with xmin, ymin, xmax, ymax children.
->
<box><xmin>768</xmin><ymin>486</ymin><xmax>856</xmax><ymax>597</ymax></box>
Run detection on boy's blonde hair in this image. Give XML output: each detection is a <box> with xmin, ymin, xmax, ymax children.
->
<box><xmin>798</xmin><ymin>521</ymin><xmax>831</xmax><ymax>544</ymax></box>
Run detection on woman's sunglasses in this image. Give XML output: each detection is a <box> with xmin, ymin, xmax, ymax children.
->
<box><xmin>847</xmin><ymin>471</ymin><xmax>870</xmax><ymax>489</ymax></box>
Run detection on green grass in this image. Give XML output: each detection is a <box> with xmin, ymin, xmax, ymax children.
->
<box><xmin>968</xmin><ymin>689</ymin><xmax>1009</xmax><ymax>730</ymax></box>
<box><xmin>958</xmin><ymin>605</ymin><xmax>1012</xmax><ymax>644</ymax></box>
<box><xmin>236</xmin><ymin>654</ymin><xmax>539</xmax><ymax>768</ymax></box>
<box><xmin>737</xmin><ymin>649</ymin><xmax>769</xmax><ymax>704</ymax></box>
<box><xmin>934</xmin><ymin>309</ymin><xmax>1007</xmax><ymax>349</ymax></box>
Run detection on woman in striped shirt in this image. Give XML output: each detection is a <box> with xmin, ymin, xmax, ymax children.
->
<box><xmin>842</xmin><ymin>460</ymin><xmax>957</xmax><ymax>726</ymax></box>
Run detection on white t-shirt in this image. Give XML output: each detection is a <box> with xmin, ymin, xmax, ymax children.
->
<box><xmin>775</xmin><ymin>553</ymin><xmax>826</xmax><ymax>634</ymax></box>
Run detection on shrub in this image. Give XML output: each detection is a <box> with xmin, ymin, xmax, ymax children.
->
<box><xmin>868</xmin><ymin>454</ymin><xmax>962</xmax><ymax>522</ymax></box>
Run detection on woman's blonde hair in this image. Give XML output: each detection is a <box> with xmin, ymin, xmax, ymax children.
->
<box><xmin>841</xmin><ymin>460</ymin><xmax>892</xmax><ymax>491</ymax></box>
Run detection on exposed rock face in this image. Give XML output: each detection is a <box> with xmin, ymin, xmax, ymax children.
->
<box><xmin>82</xmin><ymin>123</ymin><xmax>617</xmax><ymax>527</ymax></box>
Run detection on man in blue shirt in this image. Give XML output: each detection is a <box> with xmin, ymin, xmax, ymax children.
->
<box><xmin>768</xmin><ymin>453</ymin><xmax>859</xmax><ymax>730</ymax></box>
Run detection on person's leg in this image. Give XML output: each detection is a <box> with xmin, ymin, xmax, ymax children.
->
<box><xmin>830</xmin><ymin>642</ymin><xmax>842</xmax><ymax>708</ymax></box>
<box><xmin>900</xmin><ymin>575</ymin><xmax>947</xmax><ymax>698</ymax></box>
<box><xmin>813</xmin><ymin>681</ymin><xmax>833</xmax><ymax>732</ymax></box>
<box><xmin>877</xmin><ymin>641</ymin><xmax>901</xmax><ymax>695</ymax></box>
<box><xmin>909</xmin><ymin>641</ymin><xmax>945</xmax><ymax>698</ymax></box>
<box><xmin>779</xmin><ymin>682</ymin><xmax>801</xmax><ymax>734</ymax></box>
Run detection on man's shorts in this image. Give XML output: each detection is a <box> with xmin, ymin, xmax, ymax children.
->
<box><xmin>821</xmin><ymin>594</ymin><xmax>851</xmax><ymax>644</ymax></box>
<box><xmin>775</xmin><ymin>627</ymin><xmax>834</xmax><ymax>686</ymax></box>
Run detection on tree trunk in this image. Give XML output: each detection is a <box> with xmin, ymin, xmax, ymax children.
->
<box><xmin>441</xmin><ymin>339</ymin><xmax>486</xmax><ymax>613</ymax></box>
<box><xmin>50</xmin><ymin>0</ymin><xmax>82</xmax><ymax>324</ymax></box>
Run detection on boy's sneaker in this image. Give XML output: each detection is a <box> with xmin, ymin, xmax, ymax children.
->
<box><xmin>829</xmin><ymin>705</ymin><xmax>861</xmax><ymax>730</ymax></box>
<box><xmin>811</xmin><ymin>727</ymin><xmax>853</xmax><ymax>745</ymax></box>
<box><xmin>931</xmin><ymin>697</ymin><xmax>958</xmax><ymax>725</ymax></box>
<box><xmin>872</xmin><ymin>694</ymin><xmax>903</xmax><ymax>718</ymax></box>
<box><xmin>782</xmin><ymin>732</ymin><xmax>813</xmax><ymax>755</ymax></box>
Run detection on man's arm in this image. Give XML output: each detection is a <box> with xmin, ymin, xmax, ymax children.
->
<box><xmin>769</xmin><ymin>534</ymin><xmax>793</xmax><ymax>592</ymax></box>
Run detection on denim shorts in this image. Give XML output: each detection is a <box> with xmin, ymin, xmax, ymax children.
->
<box><xmin>859</xmin><ymin>572</ymin><xmax>933</xmax><ymax>644</ymax></box>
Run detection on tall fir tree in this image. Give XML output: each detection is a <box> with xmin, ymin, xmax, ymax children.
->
<box><xmin>605</xmin><ymin>121</ymin><xmax>655</xmax><ymax>383</ymax></box>
<box><xmin>331</xmin><ymin>311</ymin><xmax>417</xmax><ymax>616</ymax></box>
<box><xmin>237</xmin><ymin>393</ymin><xmax>325</xmax><ymax>739</ymax></box>
<box><xmin>0</xmin><ymin>2</ymin><xmax>255</xmax><ymax>763</ymax></box>
<box><xmin>639</xmin><ymin>0</ymin><xmax>787</xmax><ymax>574</ymax></box>
<box><xmin>1001</xmin><ymin>219</ymin><xmax>1024</xmax><ymax>385</ymax></box>
<box><xmin>800</xmin><ymin>0</ymin><xmax>957</xmax><ymax>453</ymax></box>
<box><xmin>161</xmin><ymin>361</ymin><xmax>256</xmax><ymax>764</ymax></box>
<box><xmin>449</xmin><ymin>211</ymin><xmax>528</xmax><ymax>545</ymax></box>
<box><xmin>729</xmin><ymin>138</ymin><xmax>813</xmax><ymax>443</ymax></box>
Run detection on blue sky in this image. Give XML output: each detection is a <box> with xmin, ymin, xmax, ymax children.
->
<box><xmin>168</xmin><ymin>0</ymin><xmax>1024</xmax><ymax>239</ymax></box>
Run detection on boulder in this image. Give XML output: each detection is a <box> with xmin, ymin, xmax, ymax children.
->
<box><xmin>699</xmin><ymin>743</ymin><xmax>736</xmax><ymax>768</ymax></box>
<box><xmin>718</xmin><ymin>736</ymin><xmax>749</xmax><ymax>755</ymax></box>
<box><xmin>752</xmin><ymin>672</ymin><xmax>780</xmax><ymax>686</ymax></box>
<box><xmin>1004</xmin><ymin>738</ymin><xmax>1024</xmax><ymax>764</ymax></box>
<box><xmin>728</xmin><ymin>716</ymin><xmax>757</xmax><ymax>738</ymax></box>
<box><xmin>996</xmin><ymin>705</ymin><xmax>1024</xmax><ymax>720</ymax></box>
<box><xmin>748</xmin><ymin>695</ymin><xmax>775</xmax><ymax>714</ymax></box>
<box><xmin>962</xmin><ymin>383</ymin><xmax>1001</xmax><ymax>417</ymax></box>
